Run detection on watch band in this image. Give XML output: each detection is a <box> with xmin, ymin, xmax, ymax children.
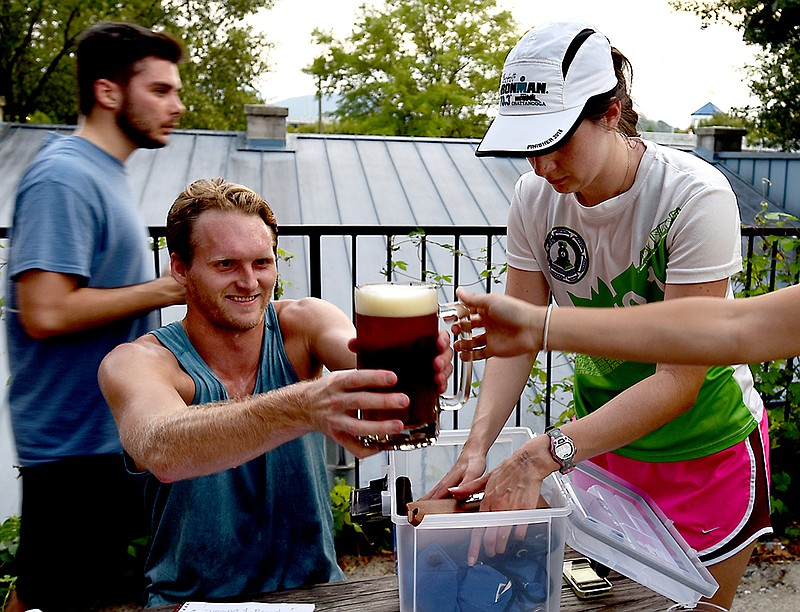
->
<box><xmin>547</xmin><ymin>427</ymin><xmax>576</xmax><ymax>474</ymax></box>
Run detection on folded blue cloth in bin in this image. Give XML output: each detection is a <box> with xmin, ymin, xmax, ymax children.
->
<box><xmin>416</xmin><ymin>543</ymin><xmax>459</xmax><ymax>612</ymax></box>
<box><xmin>415</xmin><ymin>534</ymin><xmax>549</xmax><ymax>612</ymax></box>
<box><xmin>457</xmin><ymin>563</ymin><xmax>513</xmax><ymax>612</ymax></box>
<box><xmin>494</xmin><ymin>540</ymin><xmax>548</xmax><ymax>606</ymax></box>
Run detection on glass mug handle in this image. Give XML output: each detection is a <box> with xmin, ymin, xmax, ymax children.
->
<box><xmin>438</xmin><ymin>301</ymin><xmax>472</xmax><ymax>410</ymax></box>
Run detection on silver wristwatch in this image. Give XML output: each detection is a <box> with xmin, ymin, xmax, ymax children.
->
<box><xmin>546</xmin><ymin>427</ymin><xmax>576</xmax><ymax>474</ymax></box>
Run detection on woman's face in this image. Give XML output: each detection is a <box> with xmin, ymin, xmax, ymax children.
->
<box><xmin>526</xmin><ymin>107</ymin><xmax>622</xmax><ymax>206</ymax></box>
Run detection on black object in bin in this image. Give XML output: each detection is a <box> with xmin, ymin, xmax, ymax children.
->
<box><xmin>350</xmin><ymin>475</ymin><xmax>414</xmax><ymax>523</ymax></box>
<box><xmin>350</xmin><ymin>475</ymin><xmax>387</xmax><ymax>522</ymax></box>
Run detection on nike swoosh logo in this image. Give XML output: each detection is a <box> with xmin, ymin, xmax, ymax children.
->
<box><xmin>495</xmin><ymin>580</ymin><xmax>513</xmax><ymax>602</ymax></box>
<box><xmin>701</xmin><ymin>527</ymin><xmax>720</xmax><ymax>534</ymax></box>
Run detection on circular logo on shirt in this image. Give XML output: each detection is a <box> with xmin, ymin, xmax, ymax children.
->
<box><xmin>545</xmin><ymin>227</ymin><xmax>588</xmax><ymax>284</ymax></box>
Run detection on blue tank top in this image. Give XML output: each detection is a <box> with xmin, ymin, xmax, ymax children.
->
<box><xmin>143</xmin><ymin>303</ymin><xmax>344</xmax><ymax>606</ymax></box>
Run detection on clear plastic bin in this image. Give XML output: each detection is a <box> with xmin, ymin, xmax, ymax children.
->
<box><xmin>388</xmin><ymin>428</ymin><xmax>718</xmax><ymax>611</ymax></box>
<box><xmin>389</xmin><ymin>428</ymin><xmax>569</xmax><ymax>612</ymax></box>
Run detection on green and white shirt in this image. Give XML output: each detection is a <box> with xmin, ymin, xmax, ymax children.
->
<box><xmin>507</xmin><ymin>140</ymin><xmax>762</xmax><ymax>462</ymax></box>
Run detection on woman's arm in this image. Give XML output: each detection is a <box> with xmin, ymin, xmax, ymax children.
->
<box><xmin>423</xmin><ymin>267</ymin><xmax>551</xmax><ymax>500</ymax></box>
<box><xmin>453</xmin><ymin>279</ymin><xmax>727</xmax><ymax>539</ymax></box>
<box><xmin>456</xmin><ymin>283</ymin><xmax>800</xmax><ymax>365</ymax></box>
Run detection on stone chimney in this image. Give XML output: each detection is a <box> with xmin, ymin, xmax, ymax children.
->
<box><xmin>243</xmin><ymin>104</ymin><xmax>288</xmax><ymax>149</ymax></box>
<box><xmin>695</xmin><ymin>126</ymin><xmax>747</xmax><ymax>153</ymax></box>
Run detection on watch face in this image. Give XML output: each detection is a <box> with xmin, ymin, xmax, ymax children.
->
<box><xmin>554</xmin><ymin>438</ymin><xmax>575</xmax><ymax>460</ymax></box>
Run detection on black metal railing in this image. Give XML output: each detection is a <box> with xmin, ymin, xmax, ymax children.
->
<box><xmin>0</xmin><ymin>224</ymin><xmax>800</xmax><ymax>424</ymax></box>
<box><xmin>0</xmin><ymin>225</ymin><xmax>800</xmax><ymax>480</ymax></box>
<box><xmin>143</xmin><ymin>223</ymin><xmax>800</xmax><ymax>425</ymax></box>
<box><xmin>149</xmin><ymin>224</ymin><xmax>508</xmax><ymax>297</ymax></box>
<box><xmin>739</xmin><ymin>226</ymin><xmax>800</xmax><ymax>416</ymax></box>
<box><xmin>6</xmin><ymin>222</ymin><xmax>795</xmax><ymax>482</ymax></box>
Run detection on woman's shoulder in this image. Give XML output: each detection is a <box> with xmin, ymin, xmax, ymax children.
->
<box><xmin>645</xmin><ymin>140</ymin><xmax>731</xmax><ymax>189</ymax></box>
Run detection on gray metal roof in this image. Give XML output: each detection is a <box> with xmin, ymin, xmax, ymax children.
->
<box><xmin>2</xmin><ymin>123</ymin><xmax>789</xmax><ymax>232</ymax></box>
<box><xmin>0</xmin><ymin>124</ymin><xmax>529</xmax><ymax>229</ymax></box>
<box><xmin>1</xmin><ymin>122</ymin><xmax>793</xmax><ymax>308</ymax></box>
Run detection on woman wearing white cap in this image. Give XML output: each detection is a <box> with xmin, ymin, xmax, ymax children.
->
<box><xmin>426</xmin><ymin>20</ymin><xmax>770</xmax><ymax>609</ymax></box>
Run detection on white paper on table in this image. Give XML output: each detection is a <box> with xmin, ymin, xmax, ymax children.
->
<box><xmin>174</xmin><ymin>603</ymin><xmax>314</xmax><ymax>612</ymax></box>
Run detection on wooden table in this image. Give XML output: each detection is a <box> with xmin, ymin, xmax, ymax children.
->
<box><xmin>150</xmin><ymin>571</ymin><xmax>674</xmax><ymax>611</ymax></box>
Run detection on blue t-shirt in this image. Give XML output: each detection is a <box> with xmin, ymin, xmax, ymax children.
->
<box><xmin>6</xmin><ymin>133</ymin><xmax>157</xmax><ymax>466</ymax></box>
<box><xmin>143</xmin><ymin>305</ymin><xmax>344</xmax><ymax>606</ymax></box>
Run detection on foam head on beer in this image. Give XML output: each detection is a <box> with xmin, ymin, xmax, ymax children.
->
<box><xmin>354</xmin><ymin>283</ymin><xmax>438</xmax><ymax>317</ymax></box>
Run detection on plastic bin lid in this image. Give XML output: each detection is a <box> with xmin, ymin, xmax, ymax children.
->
<box><xmin>540</xmin><ymin>460</ymin><xmax>719</xmax><ymax>603</ymax></box>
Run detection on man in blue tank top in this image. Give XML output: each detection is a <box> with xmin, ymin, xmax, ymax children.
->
<box><xmin>6</xmin><ymin>22</ymin><xmax>186</xmax><ymax>612</ymax></box>
<box><xmin>98</xmin><ymin>178</ymin><xmax>453</xmax><ymax>606</ymax></box>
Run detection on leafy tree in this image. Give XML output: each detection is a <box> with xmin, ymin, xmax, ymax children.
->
<box><xmin>742</xmin><ymin>45</ymin><xmax>800</xmax><ymax>150</ymax></box>
<box><xmin>696</xmin><ymin>111</ymin><xmax>749</xmax><ymax>129</ymax></box>
<box><xmin>305</xmin><ymin>0</ymin><xmax>518</xmax><ymax>138</ymax></box>
<box><xmin>0</xmin><ymin>0</ymin><xmax>272</xmax><ymax>129</ymax></box>
<box><xmin>637</xmin><ymin>116</ymin><xmax>680</xmax><ymax>133</ymax></box>
<box><xmin>670</xmin><ymin>0</ymin><xmax>800</xmax><ymax>150</ymax></box>
<box><xmin>167</xmin><ymin>2</ymin><xmax>272</xmax><ymax>130</ymax></box>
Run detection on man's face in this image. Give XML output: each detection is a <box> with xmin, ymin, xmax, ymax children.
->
<box><xmin>116</xmin><ymin>56</ymin><xmax>185</xmax><ymax>149</ymax></box>
<box><xmin>178</xmin><ymin>210</ymin><xmax>278</xmax><ymax>332</ymax></box>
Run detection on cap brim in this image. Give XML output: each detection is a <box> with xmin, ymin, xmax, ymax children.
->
<box><xmin>476</xmin><ymin>105</ymin><xmax>584</xmax><ymax>158</ymax></box>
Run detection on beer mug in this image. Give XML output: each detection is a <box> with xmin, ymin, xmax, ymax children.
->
<box><xmin>354</xmin><ymin>282</ymin><xmax>472</xmax><ymax>450</ymax></box>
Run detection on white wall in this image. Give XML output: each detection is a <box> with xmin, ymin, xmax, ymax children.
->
<box><xmin>0</xmin><ymin>266</ymin><xmax>20</xmax><ymax>520</ymax></box>
<box><xmin>0</xmin><ymin>408</ymin><xmax>19</xmax><ymax>521</ymax></box>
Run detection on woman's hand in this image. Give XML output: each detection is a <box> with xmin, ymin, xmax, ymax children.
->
<box><xmin>453</xmin><ymin>288</ymin><xmax>544</xmax><ymax>361</ymax></box>
<box><xmin>451</xmin><ymin>436</ymin><xmax>555</xmax><ymax>564</ymax></box>
<box><xmin>419</xmin><ymin>443</ymin><xmax>488</xmax><ymax>501</ymax></box>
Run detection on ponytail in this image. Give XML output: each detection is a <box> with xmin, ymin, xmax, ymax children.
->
<box><xmin>582</xmin><ymin>47</ymin><xmax>639</xmax><ymax>136</ymax></box>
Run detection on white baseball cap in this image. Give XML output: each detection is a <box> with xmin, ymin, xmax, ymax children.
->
<box><xmin>476</xmin><ymin>21</ymin><xmax>618</xmax><ymax>157</ymax></box>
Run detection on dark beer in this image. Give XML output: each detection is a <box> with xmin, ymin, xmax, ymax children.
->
<box><xmin>355</xmin><ymin>283</ymin><xmax>439</xmax><ymax>450</ymax></box>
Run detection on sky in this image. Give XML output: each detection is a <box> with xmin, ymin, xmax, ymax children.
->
<box><xmin>252</xmin><ymin>0</ymin><xmax>758</xmax><ymax>129</ymax></box>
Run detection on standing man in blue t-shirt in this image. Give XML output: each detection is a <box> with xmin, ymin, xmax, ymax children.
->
<box><xmin>5</xmin><ymin>22</ymin><xmax>186</xmax><ymax>612</ymax></box>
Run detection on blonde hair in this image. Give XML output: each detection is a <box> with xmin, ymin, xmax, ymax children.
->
<box><xmin>167</xmin><ymin>178</ymin><xmax>279</xmax><ymax>264</ymax></box>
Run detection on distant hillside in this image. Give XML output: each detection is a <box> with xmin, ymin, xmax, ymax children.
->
<box><xmin>268</xmin><ymin>94</ymin><xmax>339</xmax><ymax>124</ymax></box>
<box><xmin>637</xmin><ymin>114</ymin><xmax>678</xmax><ymax>133</ymax></box>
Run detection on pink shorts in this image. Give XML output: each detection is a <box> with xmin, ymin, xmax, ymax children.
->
<box><xmin>589</xmin><ymin>415</ymin><xmax>772</xmax><ymax>565</ymax></box>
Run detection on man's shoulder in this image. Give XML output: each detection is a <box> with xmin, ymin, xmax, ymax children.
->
<box><xmin>273</xmin><ymin>297</ymin><xmax>353</xmax><ymax>342</ymax></box>
<box><xmin>23</xmin><ymin>140</ymin><xmax>82</xmax><ymax>179</ymax></box>
<box><xmin>274</xmin><ymin>297</ymin><xmax>323</xmax><ymax>328</ymax></box>
<box><xmin>274</xmin><ymin>297</ymin><xmax>346</xmax><ymax>323</ymax></box>
<box><xmin>19</xmin><ymin>136</ymin><xmax>119</xmax><ymax>195</ymax></box>
<box><xmin>33</xmin><ymin>132</ymin><xmax>122</xmax><ymax>168</ymax></box>
<box><xmin>107</xmin><ymin>333</ymin><xmax>173</xmax><ymax>363</ymax></box>
<box><xmin>100</xmin><ymin>334</ymin><xmax>181</xmax><ymax>382</ymax></box>
<box><xmin>99</xmin><ymin>333</ymin><xmax>194</xmax><ymax>406</ymax></box>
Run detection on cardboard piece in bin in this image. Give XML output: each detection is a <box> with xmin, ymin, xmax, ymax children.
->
<box><xmin>541</xmin><ymin>459</ymin><xmax>719</xmax><ymax>603</ymax></box>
